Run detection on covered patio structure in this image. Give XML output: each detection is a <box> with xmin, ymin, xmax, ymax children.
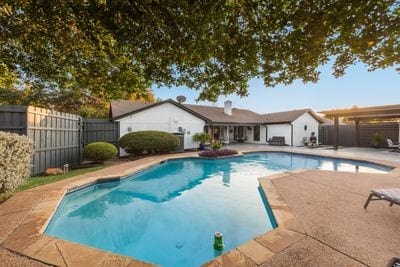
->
<box><xmin>204</xmin><ymin>123</ymin><xmax>265</xmax><ymax>144</ymax></box>
<box><xmin>321</xmin><ymin>104</ymin><xmax>400</xmax><ymax>149</ymax></box>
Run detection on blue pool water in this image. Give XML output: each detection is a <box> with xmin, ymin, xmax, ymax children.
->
<box><xmin>46</xmin><ymin>152</ymin><xmax>392</xmax><ymax>266</ymax></box>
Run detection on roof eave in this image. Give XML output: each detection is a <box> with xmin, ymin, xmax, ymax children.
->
<box><xmin>206</xmin><ymin>121</ymin><xmax>265</xmax><ymax>125</ymax></box>
<box><xmin>264</xmin><ymin>121</ymin><xmax>292</xmax><ymax>125</ymax></box>
<box><xmin>111</xmin><ymin>99</ymin><xmax>211</xmax><ymax>122</ymax></box>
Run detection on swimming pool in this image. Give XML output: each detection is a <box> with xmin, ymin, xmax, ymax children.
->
<box><xmin>45</xmin><ymin>152</ymin><xmax>392</xmax><ymax>266</ymax></box>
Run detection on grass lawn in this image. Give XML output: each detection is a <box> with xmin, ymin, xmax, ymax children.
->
<box><xmin>17</xmin><ymin>165</ymin><xmax>106</xmax><ymax>191</ymax></box>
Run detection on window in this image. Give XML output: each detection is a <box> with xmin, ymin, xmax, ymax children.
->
<box><xmin>253</xmin><ymin>125</ymin><xmax>260</xmax><ymax>141</ymax></box>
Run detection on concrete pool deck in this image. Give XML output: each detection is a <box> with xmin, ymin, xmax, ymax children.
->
<box><xmin>1</xmin><ymin>145</ymin><xmax>400</xmax><ymax>266</ymax></box>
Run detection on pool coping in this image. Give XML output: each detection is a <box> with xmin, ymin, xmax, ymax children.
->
<box><xmin>2</xmin><ymin>148</ymin><xmax>400</xmax><ymax>266</ymax></box>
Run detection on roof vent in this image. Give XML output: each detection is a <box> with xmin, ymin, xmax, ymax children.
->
<box><xmin>224</xmin><ymin>100</ymin><xmax>232</xmax><ymax>115</ymax></box>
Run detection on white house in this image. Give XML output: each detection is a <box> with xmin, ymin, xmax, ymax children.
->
<box><xmin>110</xmin><ymin>99</ymin><xmax>324</xmax><ymax>153</ymax></box>
<box><xmin>263</xmin><ymin>109</ymin><xmax>324</xmax><ymax>146</ymax></box>
<box><xmin>111</xmin><ymin>100</ymin><xmax>208</xmax><ymax>153</ymax></box>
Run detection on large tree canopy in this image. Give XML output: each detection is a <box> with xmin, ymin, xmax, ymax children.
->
<box><xmin>0</xmin><ymin>0</ymin><xmax>399</xmax><ymax>104</ymax></box>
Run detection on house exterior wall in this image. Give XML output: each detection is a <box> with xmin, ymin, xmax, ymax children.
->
<box><xmin>292</xmin><ymin>112</ymin><xmax>320</xmax><ymax>146</ymax></box>
<box><xmin>116</xmin><ymin>103</ymin><xmax>206</xmax><ymax>155</ymax></box>
<box><xmin>245</xmin><ymin>125</ymin><xmax>268</xmax><ymax>144</ymax></box>
<box><xmin>267</xmin><ymin>124</ymin><xmax>292</xmax><ymax>145</ymax></box>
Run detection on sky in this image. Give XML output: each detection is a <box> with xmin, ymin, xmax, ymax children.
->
<box><xmin>152</xmin><ymin>60</ymin><xmax>399</xmax><ymax>114</ymax></box>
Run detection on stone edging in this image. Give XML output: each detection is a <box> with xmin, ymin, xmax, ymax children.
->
<box><xmin>203</xmin><ymin>172</ymin><xmax>307</xmax><ymax>266</ymax></box>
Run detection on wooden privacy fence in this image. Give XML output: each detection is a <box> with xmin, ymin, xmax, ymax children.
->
<box><xmin>319</xmin><ymin>123</ymin><xmax>400</xmax><ymax>147</ymax></box>
<box><xmin>0</xmin><ymin>105</ymin><xmax>82</xmax><ymax>175</ymax></box>
<box><xmin>0</xmin><ymin>105</ymin><xmax>119</xmax><ymax>175</ymax></box>
<box><xmin>0</xmin><ymin>105</ymin><xmax>27</xmax><ymax>135</ymax></box>
<box><xmin>82</xmin><ymin>119</ymin><xmax>119</xmax><ymax>147</ymax></box>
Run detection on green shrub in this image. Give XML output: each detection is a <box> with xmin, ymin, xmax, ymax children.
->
<box><xmin>0</xmin><ymin>132</ymin><xmax>33</xmax><ymax>194</ymax></box>
<box><xmin>119</xmin><ymin>131</ymin><xmax>180</xmax><ymax>155</ymax></box>
<box><xmin>371</xmin><ymin>132</ymin><xmax>384</xmax><ymax>147</ymax></box>
<box><xmin>83</xmin><ymin>142</ymin><xmax>118</xmax><ymax>162</ymax></box>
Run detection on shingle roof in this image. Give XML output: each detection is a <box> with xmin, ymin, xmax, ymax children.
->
<box><xmin>110</xmin><ymin>100</ymin><xmax>151</xmax><ymax>118</ymax></box>
<box><xmin>183</xmin><ymin>104</ymin><xmax>264</xmax><ymax>124</ymax></box>
<box><xmin>262</xmin><ymin>109</ymin><xmax>324</xmax><ymax>124</ymax></box>
<box><xmin>110</xmin><ymin>99</ymin><xmax>323</xmax><ymax>124</ymax></box>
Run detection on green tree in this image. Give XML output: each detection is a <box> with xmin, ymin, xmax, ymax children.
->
<box><xmin>0</xmin><ymin>1</ymin><xmax>399</xmax><ymax>102</ymax></box>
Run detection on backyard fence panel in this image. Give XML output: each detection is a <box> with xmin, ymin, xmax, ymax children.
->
<box><xmin>0</xmin><ymin>105</ymin><xmax>28</xmax><ymax>135</ymax></box>
<box><xmin>0</xmin><ymin>105</ymin><xmax>124</xmax><ymax>175</ymax></box>
<box><xmin>82</xmin><ymin>119</ymin><xmax>119</xmax><ymax>147</ymax></box>
<box><xmin>339</xmin><ymin>125</ymin><xmax>355</xmax><ymax>147</ymax></box>
<box><xmin>319</xmin><ymin>123</ymin><xmax>399</xmax><ymax>147</ymax></box>
<box><xmin>318</xmin><ymin>125</ymin><xmax>355</xmax><ymax>146</ymax></box>
<box><xmin>359</xmin><ymin>123</ymin><xmax>399</xmax><ymax>147</ymax></box>
<box><xmin>26</xmin><ymin>106</ymin><xmax>82</xmax><ymax>175</ymax></box>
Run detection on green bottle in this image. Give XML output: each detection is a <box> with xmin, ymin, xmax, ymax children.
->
<box><xmin>214</xmin><ymin>232</ymin><xmax>224</xmax><ymax>251</ymax></box>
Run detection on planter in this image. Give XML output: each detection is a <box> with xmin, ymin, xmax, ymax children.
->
<box><xmin>198</xmin><ymin>149</ymin><xmax>239</xmax><ymax>158</ymax></box>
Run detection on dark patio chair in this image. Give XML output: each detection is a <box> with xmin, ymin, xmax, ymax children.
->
<box><xmin>364</xmin><ymin>189</ymin><xmax>400</xmax><ymax>209</ymax></box>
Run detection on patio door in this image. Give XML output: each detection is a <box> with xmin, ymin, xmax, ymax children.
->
<box><xmin>234</xmin><ymin>126</ymin><xmax>245</xmax><ymax>138</ymax></box>
<box><xmin>212</xmin><ymin>126</ymin><xmax>220</xmax><ymax>140</ymax></box>
<box><xmin>253</xmin><ymin>125</ymin><xmax>260</xmax><ymax>141</ymax></box>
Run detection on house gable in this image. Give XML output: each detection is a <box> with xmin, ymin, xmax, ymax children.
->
<box><xmin>111</xmin><ymin>99</ymin><xmax>210</xmax><ymax>122</ymax></box>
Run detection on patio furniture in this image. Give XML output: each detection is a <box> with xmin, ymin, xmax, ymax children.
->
<box><xmin>302</xmin><ymin>137</ymin><xmax>308</xmax><ymax>145</ymax></box>
<box><xmin>364</xmin><ymin>188</ymin><xmax>400</xmax><ymax>209</ymax></box>
<box><xmin>387</xmin><ymin>139</ymin><xmax>400</xmax><ymax>152</ymax></box>
<box><xmin>235</xmin><ymin>136</ymin><xmax>247</xmax><ymax>143</ymax></box>
<box><xmin>221</xmin><ymin>137</ymin><xmax>230</xmax><ymax>145</ymax></box>
<box><xmin>387</xmin><ymin>257</ymin><xmax>400</xmax><ymax>267</ymax></box>
<box><xmin>268</xmin><ymin>136</ymin><xmax>286</xmax><ymax>146</ymax></box>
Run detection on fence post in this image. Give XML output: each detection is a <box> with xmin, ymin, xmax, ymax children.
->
<box><xmin>79</xmin><ymin>117</ymin><xmax>83</xmax><ymax>164</ymax></box>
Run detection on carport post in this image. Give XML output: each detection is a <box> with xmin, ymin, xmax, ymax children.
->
<box><xmin>334</xmin><ymin>116</ymin><xmax>339</xmax><ymax>150</ymax></box>
<box><xmin>355</xmin><ymin>119</ymin><xmax>360</xmax><ymax>147</ymax></box>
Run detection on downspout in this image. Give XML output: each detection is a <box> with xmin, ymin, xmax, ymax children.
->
<box><xmin>290</xmin><ymin>123</ymin><xmax>293</xmax><ymax>146</ymax></box>
<box><xmin>263</xmin><ymin>124</ymin><xmax>268</xmax><ymax>143</ymax></box>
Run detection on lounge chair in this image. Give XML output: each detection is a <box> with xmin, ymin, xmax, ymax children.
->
<box><xmin>387</xmin><ymin>139</ymin><xmax>400</xmax><ymax>152</ymax></box>
<box><xmin>364</xmin><ymin>189</ymin><xmax>400</xmax><ymax>209</ymax></box>
<box><xmin>221</xmin><ymin>137</ymin><xmax>230</xmax><ymax>145</ymax></box>
<box><xmin>387</xmin><ymin>257</ymin><xmax>400</xmax><ymax>267</ymax></box>
<box><xmin>268</xmin><ymin>136</ymin><xmax>286</xmax><ymax>146</ymax></box>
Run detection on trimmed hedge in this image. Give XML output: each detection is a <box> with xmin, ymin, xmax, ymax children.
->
<box><xmin>119</xmin><ymin>131</ymin><xmax>180</xmax><ymax>155</ymax></box>
<box><xmin>0</xmin><ymin>132</ymin><xmax>33</xmax><ymax>194</ymax></box>
<box><xmin>83</xmin><ymin>142</ymin><xmax>118</xmax><ymax>162</ymax></box>
<box><xmin>199</xmin><ymin>149</ymin><xmax>238</xmax><ymax>158</ymax></box>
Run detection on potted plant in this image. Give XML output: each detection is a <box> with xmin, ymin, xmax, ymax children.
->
<box><xmin>211</xmin><ymin>140</ymin><xmax>222</xmax><ymax>150</ymax></box>
<box><xmin>192</xmin><ymin>133</ymin><xmax>211</xmax><ymax>150</ymax></box>
<box><xmin>371</xmin><ymin>132</ymin><xmax>383</xmax><ymax>148</ymax></box>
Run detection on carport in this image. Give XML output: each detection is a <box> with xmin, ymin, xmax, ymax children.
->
<box><xmin>321</xmin><ymin>104</ymin><xmax>400</xmax><ymax>149</ymax></box>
